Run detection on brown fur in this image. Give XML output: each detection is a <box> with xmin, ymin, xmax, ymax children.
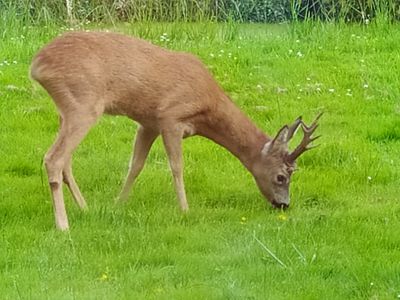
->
<box><xmin>31</xmin><ymin>31</ymin><xmax>319</xmax><ymax>230</ymax></box>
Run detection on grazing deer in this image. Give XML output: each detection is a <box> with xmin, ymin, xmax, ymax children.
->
<box><xmin>31</xmin><ymin>31</ymin><xmax>321</xmax><ymax>230</ymax></box>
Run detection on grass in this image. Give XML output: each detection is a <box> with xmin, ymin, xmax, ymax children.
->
<box><xmin>1</xmin><ymin>20</ymin><xmax>400</xmax><ymax>299</ymax></box>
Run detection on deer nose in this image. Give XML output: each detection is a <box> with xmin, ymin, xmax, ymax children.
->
<box><xmin>272</xmin><ymin>201</ymin><xmax>289</xmax><ymax>209</ymax></box>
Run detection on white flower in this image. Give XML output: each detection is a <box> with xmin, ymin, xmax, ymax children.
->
<box><xmin>277</xmin><ymin>87</ymin><xmax>287</xmax><ymax>93</ymax></box>
<box><xmin>209</xmin><ymin>53</ymin><xmax>214</xmax><ymax>57</ymax></box>
<box><xmin>328</xmin><ymin>88</ymin><xmax>335</xmax><ymax>93</ymax></box>
<box><xmin>160</xmin><ymin>33</ymin><xmax>169</xmax><ymax>42</ymax></box>
<box><xmin>5</xmin><ymin>85</ymin><xmax>19</xmax><ymax>90</ymax></box>
<box><xmin>367</xmin><ymin>176</ymin><xmax>372</xmax><ymax>181</ymax></box>
<box><xmin>288</xmin><ymin>49</ymin><xmax>293</xmax><ymax>54</ymax></box>
<box><xmin>255</xmin><ymin>105</ymin><xmax>268</xmax><ymax>111</ymax></box>
<box><xmin>296</xmin><ymin>51</ymin><xmax>303</xmax><ymax>57</ymax></box>
<box><xmin>363</xmin><ymin>83</ymin><xmax>369</xmax><ymax>88</ymax></box>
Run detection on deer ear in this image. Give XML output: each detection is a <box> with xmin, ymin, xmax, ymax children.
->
<box><xmin>261</xmin><ymin>141</ymin><xmax>273</xmax><ymax>155</ymax></box>
<box><xmin>274</xmin><ymin>125</ymin><xmax>289</xmax><ymax>144</ymax></box>
<box><xmin>262</xmin><ymin>125</ymin><xmax>289</xmax><ymax>155</ymax></box>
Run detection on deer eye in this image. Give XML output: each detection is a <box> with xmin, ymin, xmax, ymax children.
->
<box><xmin>276</xmin><ymin>175</ymin><xmax>286</xmax><ymax>184</ymax></box>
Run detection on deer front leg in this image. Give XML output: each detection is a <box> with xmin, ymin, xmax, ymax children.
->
<box><xmin>118</xmin><ymin>126</ymin><xmax>158</xmax><ymax>202</ymax></box>
<box><xmin>161</xmin><ymin>128</ymin><xmax>189</xmax><ymax>212</ymax></box>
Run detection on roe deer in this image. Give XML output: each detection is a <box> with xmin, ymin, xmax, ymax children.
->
<box><xmin>30</xmin><ymin>31</ymin><xmax>321</xmax><ymax>230</ymax></box>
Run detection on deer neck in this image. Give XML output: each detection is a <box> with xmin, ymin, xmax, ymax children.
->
<box><xmin>196</xmin><ymin>95</ymin><xmax>269</xmax><ymax>172</ymax></box>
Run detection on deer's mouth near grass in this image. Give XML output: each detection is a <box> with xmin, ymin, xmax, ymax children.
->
<box><xmin>271</xmin><ymin>201</ymin><xmax>289</xmax><ymax>209</ymax></box>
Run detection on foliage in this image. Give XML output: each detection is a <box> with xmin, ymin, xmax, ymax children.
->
<box><xmin>1</xmin><ymin>0</ymin><xmax>399</xmax><ymax>23</ymax></box>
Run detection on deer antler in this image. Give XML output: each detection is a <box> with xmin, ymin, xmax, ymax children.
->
<box><xmin>287</xmin><ymin>112</ymin><xmax>323</xmax><ymax>162</ymax></box>
<box><xmin>286</xmin><ymin>116</ymin><xmax>302</xmax><ymax>141</ymax></box>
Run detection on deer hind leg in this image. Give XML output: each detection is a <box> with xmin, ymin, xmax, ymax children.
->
<box><xmin>161</xmin><ymin>127</ymin><xmax>188</xmax><ymax>212</ymax></box>
<box><xmin>118</xmin><ymin>126</ymin><xmax>159</xmax><ymax>202</ymax></box>
<box><xmin>45</xmin><ymin>110</ymin><xmax>100</xmax><ymax>230</ymax></box>
<box><xmin>54</xmin><ymin>116</ymin><xmax>87</xmax><ymax>210</ymax></box>
<box><xmin>62</xmin><ymin>157</ymin><xmax>87</xmax><ymax>210</ymax></box>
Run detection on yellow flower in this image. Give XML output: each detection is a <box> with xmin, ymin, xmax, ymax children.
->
<box><xmin>100</xmin><ymin>273</ymin><xmax>108</xmax><ymax>281</ymax></box>
<box><xmin>278</xmin><ymin>214</ymin><xmax>288</xmax><ymax>221</ymax></box>
<box><xmin>240</xmin><ymin>216</ymin><xmax>247</xmax><ymax>224</ymax></box>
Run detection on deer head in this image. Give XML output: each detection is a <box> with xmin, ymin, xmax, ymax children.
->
<box><xmin>252</xmin><ymin>113</ymin><xmax>322</xmax><ymax>209</ymax></box>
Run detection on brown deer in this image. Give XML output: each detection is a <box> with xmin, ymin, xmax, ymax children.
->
<box><xmin>30</xmin><ymin>31</ymin><xmax>321</xmax><ymax>230</ymax></box>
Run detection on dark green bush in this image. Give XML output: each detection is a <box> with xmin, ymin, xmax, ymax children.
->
<box><xmin>1</xmin><ymin>0</ymin><xmax>399</xmax><ymax>23</ymax></box>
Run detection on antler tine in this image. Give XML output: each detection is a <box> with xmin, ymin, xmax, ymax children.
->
<box><xmin>287</xmin><ymin>113</ymin><xmax>323</xmax><ymax>161</ymax></box>
<box><xmin>286</xmin><ymin>116</ymin><xmax>302</xmax><ymax>141</ymax></box>
<box><xmin>308</xmin><ymin>112</ymin><xmax>323</xmax><ymax>128</ymax></box>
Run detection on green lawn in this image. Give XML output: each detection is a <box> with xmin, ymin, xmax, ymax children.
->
<box><xmin>1</xmin><ymin>22</ymin><xmax>400</xmax><ymax>299</ymax></box>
